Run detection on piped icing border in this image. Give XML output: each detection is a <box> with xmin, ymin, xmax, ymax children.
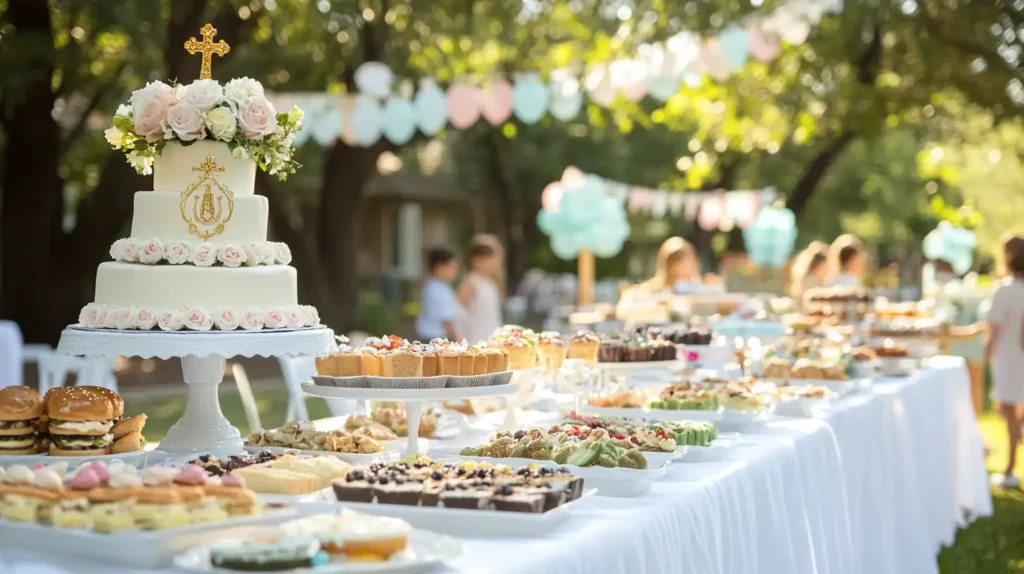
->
<box><xmin>109</xmin><ymin>238</ymin><xmax>292</xmax><ymax>267</ymax></box>
<box><xmin>77</xmin><ymin>303</ymin><xmax>319</xmax><ymax>331</ymax></box>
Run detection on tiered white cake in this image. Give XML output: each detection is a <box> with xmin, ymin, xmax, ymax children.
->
<box><xmin>78</xmin><ymin>141</ymin><xmax>318</xmax><ymax>331</ymax></box>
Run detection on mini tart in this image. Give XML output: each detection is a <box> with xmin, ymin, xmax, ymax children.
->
<box><xmin>288</xmin><ymin>514</ymin><xmax>411</xmax><ymax>561</ymax></box>
<box><xmin>470</xmin><ymin>351</ymin><xmax>489</xmax><ymax>376</ymax></box>
<box><xmin>566</xmin><ymin>333</ymin><xmax>599</xmax><ymax>364</ymax></box>
<box><xmin>483</xmin><ymin>348</ymin><xmax>508</xmax><ymax>373</ymax></box>
<box><xmin>420</xmin><ymin>352</ymin><xmax>439</xmax><ymax>377</ymax></box>
<box><xmin>436</xmin><ymin>351</ymin><xmax>462</xmax><ymax>376</ymax></box>
<box><xmin>382</xmin><ymin>350</ymin><xmax>423</xmax><ymax>378</ymax></box>
<box><xmin>360</xmin><ymin>351</ymin><xmax>383</xmax><ymax>377</ymax></box>
<box><xmin>210</xmin><ymin>536</ymin><xmax>328</xmax><ymax>571</ymax></box>
<box><xmin>458</xmin><ymin>353</ymin><xmax>475</xmax><ymax>376</ymax></box>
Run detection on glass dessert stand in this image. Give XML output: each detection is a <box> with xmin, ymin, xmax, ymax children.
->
<box><xmin>300</xmin><ymin>381</ymin><xmax>518</xmax><ymax>456</ymax></box>
<box><xmin>56</xmin><ymin>326</ymin><xmax>334</xmax><ymax>456</ymax></box>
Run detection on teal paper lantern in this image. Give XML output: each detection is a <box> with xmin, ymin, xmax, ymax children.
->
<box><xmin>347</xmin><ymin>95</ymin><xmax>382</xmax><ymax>146</ymax></box>
<box><xmin>413</xmin><ymin>81</ymin><xmax>448</xmax><ymax>135</ymax></box>
<box><xmin>549</xmin><ymin>77</ymin><xmax>583</xmax><ymax>121</ymax></box>
<box><xmin>513</xmin><ymin>76</ymin><xmax>549</xmax><ymax>124</ymax></box>
<box><xmin>717</xmin><ymin>24</ymin><xmax>751</xmax><ymax>71</ymax></box>
<box><xmin>537</xmin><ymin>175</ymin><xmax>631</xmax><ymax>260</ymax></box>
<box><xmin>647</xmin><ymin>74</ymin><xmax>681</xmax><ymax>102</ymax></box>
<box><xmin>743</xmin><ymin>205</ymin><xmax>796</xmax><ymax>268</ymax></box>
<box><xmin>923</xmin><ymin>222</ymin><xmax>976</xmax><ymax>275</ymax></box>
<box><xmin>380</xmin><ymin>95</ymin><xmax>416</xmax><ymax>144</ymax></box>
<box><xmin>310</xmin><ymin>103</ymin><xmax>341</xmax><ymax>146</ymax></box>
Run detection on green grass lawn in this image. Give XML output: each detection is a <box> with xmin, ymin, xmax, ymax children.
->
<box><xmin>131</xmin><ymin>391</ymin><xmax>1021</xmax><ymax>571</ymax></box>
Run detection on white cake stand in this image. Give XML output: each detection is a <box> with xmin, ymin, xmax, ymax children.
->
<box><xmin>301</xmin><ymin>382</ymin><xmax>516</xmax><ymax>456</ymax></box>
<box><xmin>57</xmin><ymin>326</ymin><xmax>334</xmax><ymax>456</ymax></box>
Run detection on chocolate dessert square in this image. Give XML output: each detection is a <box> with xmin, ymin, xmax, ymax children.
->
<box><xmin>491</xmin><ymin>486</ymin><xmax>545</xmax><ymax>513</ymax></box>
<box><xmin>332</xmin><ymin>480</ymin><xmax>376</xmax><ymax>503</ymax></box>
<box><xmin>439</xmin><ymin>488</ymin><xmax>491</xmax><ymax>510</ymax></box>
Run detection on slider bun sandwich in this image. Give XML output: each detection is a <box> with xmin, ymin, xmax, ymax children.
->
<box><xmin>0</xmin><ymin>387</ymin><xmax>44</xmax><ymax>455</ymax></box>
<box><xmin>46</xmin><ymin>386</ymin><xmax>123</xmax><ymax>456</ymax></box>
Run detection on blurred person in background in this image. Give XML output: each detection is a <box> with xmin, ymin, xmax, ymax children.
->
<box><xmin>827</xmin><ymin>234</ymin><xmax>867</xmax><ymax>287</ymax></box>
<box><xmin>986</xmin><ymin>235</ymin><xmax>1024</xmax><ymax>489</ymax></box>
<box><xmin>416</xmin><ymin>247</ymin><xmax>462</xmax><ymax>341</ymax></box>
<box><xmin>789</xmin><ymin>241</ymin><xmax>829</xmax><ymax>299</ymax></box>
<box><xmin>641</xmin><ymin>237</ymin><xmax>703</xmax><ymax>294</ymax></box>
<box><xmin>457</xmin><ymin>234</ymin><xmax>504</xmax><ymax>344</ymax></box>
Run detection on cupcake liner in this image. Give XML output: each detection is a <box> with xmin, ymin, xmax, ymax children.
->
<box><xmin>312</xmin><ymin>376</ymin><xmax>340</xmax><ymax>388</ymax></box>
<box><xmin>490</xmin><ymin>371</ymin><xmax>514</xmax><ymax>386</ymax></box>
<box><xmin>446</xmin><ymin>375</ymin><xmax>483</xmax><ymax>388</ymax></box>
<box><xmin>334</xmin><ymin>377</ymin><xmax>370</xmax><ymax>389</ymax></box>
<box><xmin>366</xmin><ymin>377</ymin><xmax>446</xmax><ymax>389</ymax></box>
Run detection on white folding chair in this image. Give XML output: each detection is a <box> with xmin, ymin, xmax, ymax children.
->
<box><xmin>230</xmin><ymin>363</ymin><xmax>262</xmax><ymax>431</ymax></box>
<box><xmin>38</xmin><ymin>355</ymin><xmax>117</xmax><ymax>394</ymax></box>
<box><xmin>0</xmin><ymin>321</ymin><xmax>24</xmax><ymax>389</ymax></box>
<box><xmin>21</xmin><ymin>343</ymin><xmax>52</xmax><ymax>390</ymax></box>
<box><xmin>278</xmin><ymin>356</ymin><xmax>315</xmax><ymax>422</ymax></box>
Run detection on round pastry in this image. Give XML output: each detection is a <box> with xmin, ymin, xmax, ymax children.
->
<box><xmin>0</xmin><ymin>386</ymin><xmax>44</xmax><ymax>455</ymax></box>
<box><xmin>210</xmin><ymin>535</ymin><xmax>329</xmax><ymax>571</ymax></box>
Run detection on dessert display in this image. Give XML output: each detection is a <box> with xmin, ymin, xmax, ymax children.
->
<box><xmin>362</xmin><ymin>403</ymin><xmax>442</xmax><ymax>438</ymax></box>
<box><xmin>488</xmin><ymin>325</ymin><xmax>538</xmax><ymax>370</ymax></box>
<box><xmin>851</xmin><ymin>346</ymin><xmax>877</xmax><ymax>362</ymax></box>
<box><xmin>0</xmin><ymin>387</ymin><xmax>45</xmax><ymax>455</ymax></box>
<box><xmin>803</xmin><ymin>286</ymin><xmax>871</xmax><ymax>305</ymax></box>
<box><xmin>867</xmin><ymin>319</ymin><xmax>943</xmax><ymax>339</ymax></box>
<box><xmin>715</xmin><ymin>379</ymin><xmax>770</xmax><ymax>411</ymax></box>
<box><xmin>209</xmin><ymin>535</ymin><xmax>329</xmax><ymax>570</ymax></box>
<box><xmin>283</xmin><ymin>511</ymin><xmax>413</xmax><ymax>561</ymax></box>
<box><xmin>763</xmin><ymin>358</ymin><xmax>846</xmax><ymax>380</ymax></box>
<box><xmin>233</xmin><ymin>454</ymin><xmax>353</xmax><ymax>494</ymax></box>
<box><xmin>587</xmin><ymin>388</ymin><xmax>648</xmax><ymax>409</ymax></box>
<box><xmin>331</xmin><ymin>458</ymin><xmax>584</xmax><ymax>513</ymax></box>
<box><xmin>459</xmin><ymin>425</ymin><xmax>660</xmax><ymax>467</ymax></box>
<box><xmin>246</xmin><ymin>420</ymin><xmax>384</xmax><ymax>454</ymax></box>
<box><xmin>597</xmin><ymin>330</ymin><xmax>679</xmax><ymax>363</ymax></box>
<box><xmin>566</xmin><ymin>330</ymin><xmax>601</xmax><ymax>364</ymax></box>
<box><xmin>647</xmin><ymin>383</ymin><xmax>721</xmax><ymax>411</ymax></box>
<box><xmin>778</xmin><ymin>385</ymin><xmax>837</xmax><ymax>400</ymax></box>
<box><xmin>537</xmin><ymin>331</ymin><xmax>567</xmax><ymax>372</ymax></box>
<box><xmin>562</xmin><ymin>412</ymin><xmax>719</xmax><ymax>448</ymax></box>
<box><xmin>0</xmin><ymin>460</ymin><xmax>259</xmax><ymax>531</ymax></box>
<box><xmin>190</xmin><ymin>450</ymin><xmax>280</xmax><ymax>476</ymax></box>
<box><xmin>77</xmin><ymin>66</ymin><xmax>317</xmax><ymax>331</ymax></box>
<box><xmin>873</xmin><ymin>340</ymin><xmax>910</xmax><ymax>358</ymax></box>
<box><xmin>635</xmin><ymin>325</ymin><xmax>713</xmax><ymax>346</ymax></box>
<box><xmin>315</xmin><ymin>335</ymin><xmax>511</xmax><ymax>383</ymax></box>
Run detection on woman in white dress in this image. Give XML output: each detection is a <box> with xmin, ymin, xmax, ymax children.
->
<box><xmin>789</xmin><ymin>241</ymin><xmax>829</xmax><ymax>299</ymax></box>
<box><xmin>827</xmin><ymin>234</ymin><xmax>866</xmax><ymax>287</ymax></box>
<box><xmin>457</xmin><ymin>235</ymin><xmax>503</xmax><ymax>344</ymax></box>
<box><xmin>987</xmin><ymin>235</ymin><xmax>1024</xmax><ymax>488</ymax></box>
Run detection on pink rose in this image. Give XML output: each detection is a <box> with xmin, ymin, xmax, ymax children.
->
<box><xmin>133</xmin><ymin>90</ymin><xmax>178</xmax><ymax>143</ymax></box>
<box><xmin>138</xmin><ymin>238</ymin><xmax>164</xmax><ymax>264</ymax></box>
<box><xmin>263</xmin><ymin>309</ymin><xmax>287</xmax><ymax>329</ymax></box>
<box><xmin>91</xmin><ymin>307</ymin><xmax>108</xmax><ymax>329</ymax></box>
<box><xmin>133</xmin><ymin>308</ymin><xmax>157</xmax><ymax>330</ymax></box>
<box><xmin>158</xmin><ymin>310</ymin><xmax>184</xmax><ymax>331</ymax></box>
<box><xmin>78</xmin><ymin>304</ymin><xmax>97</xmax><ymax>327</ymax></box>
<box><xmin>240</xmin><ymin>309</ymin><xmax>265</xmax><ymax>330</ymax></box>
<box><xmin>190</xmin><ymin>243</ymin><xmax>216</xmax><ymax>267</ymax></box>
<box><xmin>285</xmin><ymin>306</ymin><xmax>305</xmax><ymax>329</ymax></box>
<box><xmin>166</xmin><ymin>102</ymin><xmax>206</xmax><ymax>142</ymax></box>
<box><xmin>243</xmin><ymin>244</ymin><xmax>263</xmax><ymax>267</ymax></box>
<box><xmin>238</xmin><ymin>96</ymin><xmax>278</xmax><ymax>139</ymax></box>
<box><xmin>183</xmin><ymin>308</ymin><xmax>214</xmax><ymax>331</ymax></box>
<box><xmin>164</xmin><ymin>241</ymin><xmax>191</xmax><ymax>265</ymax></box>
<box><xmin>118</xmin><ymin>239</ymin><xmax>140</xmax><ymax>263</ymax></box>
<box><xmin>214</xmin><ymin>309</ymin><xmax>241</xmax><ymax>331</ymax></box>
<box><xmin>302</xmin><ymin>305</ymin><xmax>320</xmax><ymax>327</ymax></box>
<box><xmin>274</xmin><ymin>243</ymin><xmax>292</xmax><ymax>265</ymax></box>
<box><xmin>109</xmin><ymin>239</ymin><xmax>125</xmax><ymax>261</ymax></box>
<box><xmin>217</xmin><ymin>245</ymin><xmax>247</xmax><ymax>268</ymax></box>
<box><xmin>113</xmin><ymin>308</ymin><xmax>133</xmax><ymax>330</ymax></box>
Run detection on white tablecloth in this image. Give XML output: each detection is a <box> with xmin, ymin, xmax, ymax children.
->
<box><xmin>0</xmin><ymin>358</ymin><xmax>991</xmax><ymax>574</ymax></box>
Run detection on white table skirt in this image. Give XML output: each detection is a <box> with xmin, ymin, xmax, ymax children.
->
<box><xmin>0</xmin><ymin>358</ymin><xmax>991</xmax><ymax>574</ymax></box>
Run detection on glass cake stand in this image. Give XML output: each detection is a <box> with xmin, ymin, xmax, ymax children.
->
<box><xmin>57</xmin><ymin>326</ymin><xmax>334</xmax><ymax>456</ymax></box>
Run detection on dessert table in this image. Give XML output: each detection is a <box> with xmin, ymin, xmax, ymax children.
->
<box><xmin>0</xmin><ymin>358</ymin><xmax>990</xmax><ymax>574</ymax></box>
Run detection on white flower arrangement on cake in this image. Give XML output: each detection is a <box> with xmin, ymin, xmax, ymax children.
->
<box><xmin>105</xmin><ymin>77</ymin><xmax>303</xmax><ymax>179</ymax></box>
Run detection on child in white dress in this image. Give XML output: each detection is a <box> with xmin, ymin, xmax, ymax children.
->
<box><xmin>457</xmin><ymin>235</ymin><xmax>503</xmax><ymax>345</ymax></box>
<box><xmin>986</xmin><ymin>236</ymin><xmax>1024</xmax><ymax>488</ymax></box>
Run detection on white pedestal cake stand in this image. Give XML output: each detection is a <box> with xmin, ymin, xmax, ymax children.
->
<box><xmin>57</xmin><ymin>327</ymin><xmax>334</xmax><ymax>456</ymax></box>
<box><xmin>300</xmin><ymin>382</ymin><xmax>516</xmax><ymax>457</ymax></box>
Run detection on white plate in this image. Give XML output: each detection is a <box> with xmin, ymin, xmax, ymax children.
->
<box><xmin>301</xmin><ymin>382</ymin><xmax>517</xmax><ymax>401</ymax></box>
<box><xmin>0</xmin><ymin>449</ymin><xmax>163</xmax><ymax>468</ymax></box>
<box><xmin>323</xmin><ymin>490</ymin><xmax>596</xmax><ymax>538</ymax></box>
<box><xmin>0</xmin><ymin>508</ymin><xmax>296</xmax><ymax>567</ymax></box>
<box><xmin>242</xmin><ymin>445</ymin><xmax>397</xmax><ymax>466</ymax></box>
<box><xmin>175</xmin><ymin>528</ymin><xmax>462</xmax><ymax>573</ymax></box>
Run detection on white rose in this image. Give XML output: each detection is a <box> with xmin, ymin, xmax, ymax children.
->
<box><xmin>164</xmin><ymin>241</ymin><xmax>191</xmax><ymax>265</ymax></box>
<box><xmin>183</xmin><ymin>79</ymin><xmax>223</xmax><ymax>111</ymax></box>
<box><xmin>133</xmin><ymin>308</ymin><xmax>157</xmax><ymax>330</ymax></box>
<box><xmin>103</xmin><ymin>309</ymin><xmax>118</xmax><ymax>329</ymax></box>
<box><xmin>91</xmin><ymin>307</ymin><xmax>109</xmax><ymax>329</ymax></box>
<box><xmin>138</xmin><ymin>238</ymin><xmax>164</xmax><ymax>264</ymax></box>
<box><xmin>238</xmin><ymin>96</ymin><xmax>278</xmax><ymax>139</ymax></box>
<box><xmin>116</xmin><ymin>104</ymin><xmax>131</xmax><ymax>116</ymax></box>
<box><xmin>78</xmin><ymin>304</ymin><xmax>97</xmax><ymax>327</ymax></box>
<box><xmin>263</xmin><ymin>309</ymin><xmax>287</xmax><ymax>329</ymax></box>
<box><xmin>223</xmin><ymin>77</ymin><xmax>265</xmax><ymax>110</ymax></box>
<box><xmin>157</xmin><ymin>309</ymin><xmax>184</xmax><ymax>331</ymax></box>
<box><xmin>302</xmin><ymin>305</ymin><xmax>320</xmax><ymax>327</ymax></box>
<box><xmin>166</xmin><ymin>102</ymin><xmax>206</xmax><ymax>141</ymax></box>
<box><xmin>183</xmin><ymin>308</ymin><xmax>214</xmax><ymax>331</ymax></box>
<box><xmin>109</xmin><ymin>239</ymin><xmax>125</xmax><ymax>261</ymax></box>
<box><xmin>129</xmin><ymin>81</ymin><xmax>172</xmax><ymax>124</ymax></box>
<box><xmin>240</xmin><ymin>309</ymin><xmax>265</xmax><ymax>330</ymax></box>
<box><xmin>274</xmin><ymin>243</ymin><xmax>292</xmax><ymax>265</ymax></box>
<box><xmin>191</xmin><ymin>243</ymin><xmax>217</xmax><ymax>267</ymax></box>
<box><xmin>214</xmin><ymin>309</ymin><xmax>241</xmax><ymax>331</ymax></box>
<box><xmin>104</xmin><ymin>127</ymin><xmax>124</xmax><ymax>147</ymax></box>
<box><xmin>118</xmin><ymin>239</ymin><xmax>140</xmax><ymax>263</ymax></box>
<box><xmin>205</xmin><ymin>106</ymin><xmax>237</xmax><ymax>141</ymax></box>
<box><xmin>243</xmin><ymin>244</ymin><xmax>262</xmax><ymax>267</ymax></box>
<box><xmin>113</xmin><ymin>308</ymin><xmax>133</xmax><ymax>330</ymax></box>
<box><xmin>285</xmin><ymin>306</ymin><xmax>305</xmax><ymax>329</ymax></box>
<box><xmin>230</xmin><ymin>145</ymin><xmax>250</xmax><ymax>160</ymax></box>
<box><xmin>217</xmin><ymin>245</ymin><xmax>247</xmax><ymax>268</ymax></box>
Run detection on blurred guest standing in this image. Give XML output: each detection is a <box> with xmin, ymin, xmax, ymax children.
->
<box><xmin>416</xmin><ymin>247</ymin><xmax>462</xmax><ymax>341</ymax></box>
<box><xmin>458</xmin><ymin>235</ymin><xmax>503</xmax><ymax>344</ymax></box>
<box><xmin>828</xmin><ymin>234</ymin><xmax>866</xmax><ymax>287</ymax></box>
<box><xmin>641</xmin><ymin>237</ymin><xmax>703</xmax><ymax>293</ymax></box>
<box><xmin>789</xmin><ymin>241</ymin><xmax>829</xmax><ymax>298</ymax></box>
<box><xmin>986</xmin><ymin>236</ymin><xmax>1024</xmax><ymax>488</ymax></box>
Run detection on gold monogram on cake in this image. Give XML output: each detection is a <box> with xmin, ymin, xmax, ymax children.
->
<box><xmin>181</xmin><ymin>156</ymin><xmax>234</xmax><ymax>240</ymax></box>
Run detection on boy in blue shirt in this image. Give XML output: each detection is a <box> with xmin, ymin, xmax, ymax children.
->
<box><xmin>416</xmin><ymin>247</ymin><xmax>461</xmax><ymax>341</ymax></box>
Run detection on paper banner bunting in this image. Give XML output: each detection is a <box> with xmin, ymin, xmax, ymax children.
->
<box><xmin>665</xmin><ymin>32</ymin><xmax>701</xmax><ymax>73</ymax></box>
<box><xmin>354</xmin><ymin>61</ymin><xmax>394</xmax><ymax>98</ymax></box>
<box><xmin>413</xmin><ymin>80</ymin><xmax>448</xmax><ymax>135</ymax></box>
<box><xmin>647</xmin><ymin>74</ymin><xmax>681</xmax><ymax>102</ymax></box>
<box><xmin>667</xmin><ymin>192</ymin><xmax>686</xmax><ymax>216</ymax></box>
<box><xmin>380</xmin><ymin>95</ymin><xmax>417</xmax><ymax>144</ymax></box>
<box><xmin>717</xmin><ymin>24</ymin><xmax>751</xmax><ymax>71</ymax></box>
<box><xmin>627</xmin><ymin>188</ymin><xmax>649</xmax><ymax>214</ymax></box>
<box><xmin>694</xmin><ymin>40</ymin><xmax>732</xmax><ymax>81</ymax></box>
<box><xmin>650</xmin><ymin>190</ymin><xmax>670</xmax><ymax>219</ymax></box>
<box><xmin>585</xmin><ymin>68</ymin><xmax>617</xmax><ymax>108</ymax></box>
<box><xmin>513</xmin><ymin>75</ymin><xmax>549</xmax><ymax>124</ymax></box>
<box><xmin>447</xmin><ymin>83</ymin><xmax>480</xmax><ymax>129</ymax></box>
<box><xmin>684</xmin><ymin>195</ymin><xmax>701</xmax><ymax>221</ymax></box>
<box><xmin>747</xmin><ymin>25</ymin><xmax>781</xmax><ymax>63</ymax></box>
<box><xmin>698</xmin><ymin>193</ymin><xmax>725</xmax><ymax>231</ymax></box>
<box><xmin>549</xmin><ymin>76</ymin><xmax>583</xmax><ymax>121</ymax></box>
<box><xmin>348</xmin><ymin>95</ymin><xmax>382</xmax><ymax>146</ymax></box>
<box><xmin>610</xmin><ymin>60</ymin><xmax>649</xmax><ymax>102</ymax></box>
<box><xmin>311</xmin><ymin>101</ymin><xmax>341</xmax><ymax>146</ymax></box>
<box><xmin>478</xmin><ymin>78</ymin><xmax>513</xmax><ymax>126</ymax></box>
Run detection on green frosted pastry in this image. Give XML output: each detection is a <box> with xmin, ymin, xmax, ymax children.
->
<box><xmin>510</xmin><ymin>437</ymin><xmax>531</xmax><ymax>458</ymax></box>
<box><xmin>566</xmin><ymin>442</ymin><xmax>601</xmax><ymax>466</ymax></box>
<box><xmin>552</xmin><ymin>444</ymin><xmax>574</xmax><ymax>464</ymax></box>
<box><xmin>460</xmin><ymin>446</ymin><xmax>480</xmax><ymax>456</ymax></box>
<box><xmin>595</xmin><ymin>454</ymin><xmax>618</xmax><ymax>468</ymax></box>
<box><xmin>618</xmin><ymin>450</ymin><xmax>648</xmax><ymax>469</ymax></box>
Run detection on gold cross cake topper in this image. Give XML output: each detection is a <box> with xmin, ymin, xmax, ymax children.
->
<box><xmin>184</xmin><ymin>24</ymin><xmax>230</xmax><ymax>80</ymax></box>
<box><xmin>181</xmin><ymin>156</ymin><xmax>234</xmax><ymax>240</ymax></box>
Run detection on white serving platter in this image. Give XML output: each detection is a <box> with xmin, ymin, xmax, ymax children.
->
<box><xmin>0</xmin><ymin>508</ymin><xmax>296</xmax><ymax>568</ymax></box>
<box><xmin>596</xmin><ymin>359</ymin><xmax>687</xmax><ymax>373</ymax></box>
<box><xmin>301</xmin><ymin>382</ymin><xmax>517</xmax><ymax>401</ymax></box>
<box><xmin>579</xmin><ymin>404</ymin><xmax>724</xmax><ymax>423</ymax></box>
<box><xmin>242</xmin><ymin>445</ymin><xmax>397</xmax><ymax>466</ymax></box>
<box><xmin>175</xmin><ymin>528</ymin><xmax>462</xmax><ymax>573</ymax></box>
<box><xmin>0</xmin><ymin>449</ymin><xmax>164</xmax><ymax>468</ymax></box>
